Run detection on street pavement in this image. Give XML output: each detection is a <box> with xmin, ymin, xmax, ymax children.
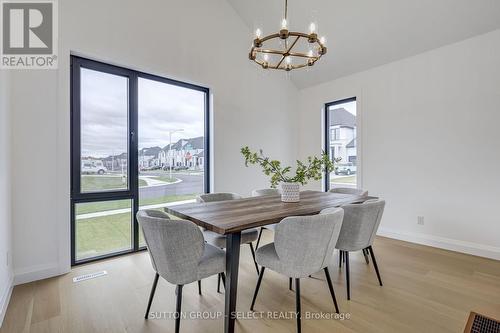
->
<box><xmin>139</xmin><ymin>172</ymin><xmax>204</xmax><ymax>199</ymax></box>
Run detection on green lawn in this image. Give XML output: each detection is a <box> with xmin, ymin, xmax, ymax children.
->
<box><xmin>331</xmin><ymin>175</ymin><xmax>356</xmax><ymax>184</ymax></box>
<box><xmin>81</xmin><ymin>175</ymin><xmax>147</xmax><ymax>192</ymax></box>
<box><xmin>76</xmin><ymin>211</ymin><xmax>132</xmax><ymax>260</ymax></box>
<box><xmin>138</xmin><ymin>194</ymin><xmax>196</xmax><ymax>207</ymax></box>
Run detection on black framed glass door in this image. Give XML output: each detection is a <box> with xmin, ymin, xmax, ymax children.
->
<box><xmin>71</xmin><ymin>56</ymin><xmax>210</xmax><ymax>265</ymax></box>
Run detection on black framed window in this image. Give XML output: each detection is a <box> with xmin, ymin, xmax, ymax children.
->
<box><xmin>71</xmin><ymin>56</ymin><xmax>210</xmax><ymax>265</ymax></box>
<box><xmin>324</xmin><ymin>97</ymin><xmax>357</xmax><ymax>191</ymax></box>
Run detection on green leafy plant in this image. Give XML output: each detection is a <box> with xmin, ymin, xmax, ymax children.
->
<box><xmin>241</xmin><ymin>146</ymin><xmax>341</xmax><ymax>188</ymax></box>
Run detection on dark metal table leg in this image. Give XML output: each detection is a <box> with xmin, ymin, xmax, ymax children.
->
<box><xmin>224</xmin><ymin>232</ymin><xmax>241</xmax><ymax>333</ymax></box>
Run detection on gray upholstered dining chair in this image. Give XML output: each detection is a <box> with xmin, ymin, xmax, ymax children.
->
<box><xmin>250</xmin><ymin>209</ymin><xmax>344</xmax><ymax>333</ymax></box>
<box><xmin>137</xmin><ymin>210</ymin><xmax>225</xmax><ymax>333</ymax></box>
<box><xmin>325</xmin><ymin>199</ymin><xmax>385</xmax><ymax>300</ymax></box>
<box><xmin>330</xmin><ymin>187</ymin><xmax>370</xmax><ymax>265</ymax></box>
<box><xmin>251</xmin><ymin>188</ymin><xmax>280</xmax><ymax>197</ymax></box>
<box><xmin>197</xmin><ymin>192</ymin><xmax>242</xmax><ymax>202</ymax></box>
<box><xmin>196</xmin><ymin>192</ymin><xmax>260</xmax><ymax>292</ymax></box>
<box><xmin>251</xmin><ymin>188</ymin><xmax>280</xmax><ymax>250</ymax></box>
<box><xmin>329</xmin><ymin>187</ymin><xmax>370</xmax><ymax>263</ymax></box>
<box><xmin>329</xmin><ymin>187</ymin><xmax>369</xmax><ymax>197</ymax></box>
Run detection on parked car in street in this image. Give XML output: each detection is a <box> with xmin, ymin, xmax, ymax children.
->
<box><xmin>82</xmin><ymin>160</ymin><xmax>107</xmax><ymax>175</ymax></box>
<box><xmin>335</xmin><ymin>163</ymin><xmax>357</xmax><ymax>175</ymax></box>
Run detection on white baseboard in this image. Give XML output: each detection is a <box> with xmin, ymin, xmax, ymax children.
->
<box><xmin>0</xmin><ymin>275</ymin><xmax>13</xmax><ymax>328</ymax></box>
<box><xmin>378</xmin><ymin>227</ymin><xmax>500</xmax><ymax>261</ymax></box>
<box><xmin>13</xmin><ymin>262</ymin><xmax>61</xmax><ymax>286</ymax></box>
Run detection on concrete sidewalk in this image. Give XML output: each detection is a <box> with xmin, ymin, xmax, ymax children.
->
<box><xmin>139</xmin><ymin>175</ymin><xmax>182</xmax><ymax>187</ymax></box>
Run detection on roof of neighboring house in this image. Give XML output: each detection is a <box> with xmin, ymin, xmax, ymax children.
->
<box><xmin>163</xmin><ymin>136</ymin><xmax>204</xmax><ymax>151</ymax></box>
<box><xmin>188</xmin><ymin>136</ymin><xmax>204</xmax><ymax>149</ymax></box>
<box><xmin>329</xmin><ymin>108</ymin><xmax>356</xmax><ymax>128</ymax></box>
<box><xmin>140</xmin><ymin>146</ymin><xmax>162</xmax><ymax>156</ymax></box>
<box><xmin>346</xmin><ymin>138</ymin><xmax>356</xmax><ymax>148</ymax></box>
<box><xmin>168</xmin><ymin>140</ymin><xmax>184</xmax><ymax>151</ymax></box>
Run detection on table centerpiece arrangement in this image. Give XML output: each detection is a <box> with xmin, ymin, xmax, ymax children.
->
<box><xmin>241</xmin><ymin>146</ymin><xmax>340</xmax><ymax>202</ymax></box>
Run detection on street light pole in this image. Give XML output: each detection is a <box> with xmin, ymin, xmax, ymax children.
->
<box><xmin>168</xmin><ymin>129</ymin><xmax>184</xmax><ymax>180</ymax></box>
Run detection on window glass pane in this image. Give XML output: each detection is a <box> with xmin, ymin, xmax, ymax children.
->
<box><xmin>137</xmin><ymin>78</ymin><xmax>206</xmax><ymax>247</ymax></box>
<box><xmin>75</xmin><ymin>199</ymin><xmax>132</xmax><ymax>260</ymax></box>
<box><xmin>80</xmin><ymin>68</ymin><xmax>129</xmax><ymax>193</ymax></box>
<box><xmin>328</xmin><ymin>100</ymin><xmax>357</xmax><ymax>189</ymax></box>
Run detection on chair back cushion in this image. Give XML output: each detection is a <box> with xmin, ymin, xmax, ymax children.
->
<box><xmin>135</xmin><ymin>210</ymin><xmax>171</xmax><ymax>272</ymax></box>
<box><xmin>251</xmin><ymin>188</ymin><xmax>280</xmax><ymax>197</ymax></box>
<box><xmin>196</xmin><ymin>192</ymin><xmax>242</xmax><ymax>203</ymax></box>
<box><xmin>329</xmin><ymin>187</ymin><xmax>368</xmax><ymax>197</ymax></box>
<box><xmin>137</xmin><ymin>210</ymin><xmax>204</xmax><ymax>285</ymax></box>
<box><xmin>331</xmin><ymin>199</ymin><xmax>385</xmax><ymax>251</ymax></box>
<box><xmin>274</xmin><ymin>208</ymin><xmax>344</xmax><ymax>277</ymax></box>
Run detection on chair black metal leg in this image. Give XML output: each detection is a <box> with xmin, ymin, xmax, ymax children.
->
<box><xmin>255</xmin><ymin>228</ymin><xmax>264</xmax><ymax>250</ymax></box>
<box><xmin>345</xmin><ymin>251</ymin><xmax>351</xmax><ymax>300</ymax></box>
<box><xmin>198</xmin><ymin>280</ymin><xmax>202</xmax><ymax>295</ymax></box>
<box><xmin>295</xmin><ymin>278</ymin><xmax>301</xmax><ymax>333</ymax></box>
<box><xmin>289</xmin><ymin>277</ymin><xmax>293</xmax><ymax>291</ymax></box>
<box><xmin>363</xmin><ymin>248</ymin><xmax>370</xmax><ymax>264</ymax></box>
<box><xmin>217</xmin><ymin>273</ymin><xmax>221</xmax><ymax>293</ymax></box>
<box><xmin>338</xmin><ymin>250</ymin><xmax>342</xmax><ymax>268</ymax></box>
<box><xmin>175</xmin><ymin>285</ymin><xmax>183</xmax><ymax>333</ymax></box>
<box><xmin>144</xmin><ymin>273</ymin><xmax>159</xmax><ymax>319</ymax></box>
<box><xmin>324</xmin><ymin>267</ymin><xmax>340</xmax><ymax>313</ymax></box>
<box><xmin>250</xmin><ymin>267</ymin><xmax>265</xmax><ymax>311</ymax></box>
<box><xmin>368</xmin><ymin>246</ymin><xmax>383</xmax><ymax>286</ymax></box>
<box><xmin>249</xmin><ymin>243</ymin><xmax>260</xmax><ymax>275</ymax></box>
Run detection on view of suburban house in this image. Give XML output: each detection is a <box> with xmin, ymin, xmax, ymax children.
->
<box><xmin>328</xmin><ymin>102</ymin><xmax>358</xmax><ymax>188</ymax></box>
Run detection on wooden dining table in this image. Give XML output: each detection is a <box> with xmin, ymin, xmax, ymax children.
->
<box><xmin>165</xmin><ymin>190</ymin><xmax>374</xmax><ymax>333</ymax></box>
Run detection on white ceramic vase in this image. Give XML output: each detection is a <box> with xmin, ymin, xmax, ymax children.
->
<box><xmin>281</xmin><ymin>182</ymin><xmax>300</xmax><ymax>202</ymax></box>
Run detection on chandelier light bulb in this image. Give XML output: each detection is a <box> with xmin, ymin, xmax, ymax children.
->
<box><xmin>320</xmin><ymin>36</ymin><xmax>326</xmax><ymax>45</ymax></box>
<box><xmin>255</xmin><ymin>28</ymin><xmax>262</xmax><ymax>38</ymax></box>
<box><xmin>281</xmin><ymin>18</ymin><xmax>288</xmax><ymax>29</ymax></box>
<box><xmin>309</xmin><ymin>22</ymin><xmax>317</xmax><ymax>34</ymax></box>
<box><xmin>263</xmin><ymin>54</ymin><xmax>269</xmax><ymax>62</ymax></box>
<box><xmin>285</xmin><ymin>56</ymin><xmax>292</xmax><ymax>64</ymax></box>
<box><xmin>308</xmin><ymin>49</ymin><xmax>314</xmax><ymax>57</ymax></box>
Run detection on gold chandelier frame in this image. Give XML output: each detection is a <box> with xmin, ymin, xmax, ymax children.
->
<box><xmin>249</xmin><ymin>0</ymin><xmax>327</xmax><ymax>71</ymax></box>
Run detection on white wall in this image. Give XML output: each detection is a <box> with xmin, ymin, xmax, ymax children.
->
<box><xmin>9</xmin><ymin>0</ymin><xmax>298</xmax><ymax>283</ymax></box>
<box><xmin>0</xmin><ymin>71</ymin><xmax>13</xmax><ymax>325</ymax></box>
<box><xmin>298</xmin><ymin>29</ymin><xmax>500</xmax><ymax>259</ymax></box>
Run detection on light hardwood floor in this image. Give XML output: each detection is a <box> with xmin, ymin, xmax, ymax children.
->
<box><xmin>1</xmin><ymin>235</ymin><xmax>499</xmax><ymax>333</ymax></box>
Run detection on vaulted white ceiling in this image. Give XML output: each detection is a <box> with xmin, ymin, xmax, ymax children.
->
<box><xmin>227</xmin><ymin>0</ymin><xmax>500</xmax><ymax>88</ymax></box>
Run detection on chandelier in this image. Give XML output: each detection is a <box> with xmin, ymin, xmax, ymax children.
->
<box><xmin>249</xmin><ymin>0</ymin><xmax>327</xmax><ymax>71</ymax></box>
